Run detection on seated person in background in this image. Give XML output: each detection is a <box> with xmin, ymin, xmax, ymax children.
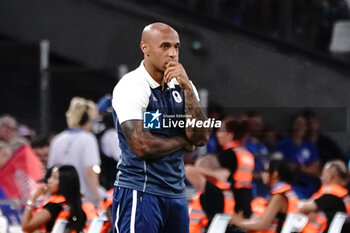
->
<box><xmin>0</xmin><ymin>140</ymin><xmax>43</xmax><ymax>200</ymax></box>
<box><xmin>17</xmin><ymin>124</ymin><xmax>36</xmax><ymax>144</ymax></box>
<box><xmin>186</xmin><ymin>154</ymin><xmax>234</xmax><ymax>233</ymax></box>
<box><xmin>299</xmin><ymin>160</ymin><xmax>350</xmax><ymax>233</ymax></box>
<box><xmin>242</xmin><ymin>111</ymin><xmax>270</xmax><ymax>199</ymax></box>
<box><xmin>216</xmin><ymin>117</ymin><xmax>255</xmax><ymax>218</ymax></box>
<box><xmin>303</xmin><ymin>109</ymin><xmax>347</xmax><ymax>165</ymax></box>
<box><xmin>261</xmin><ymin>126</ymin><xmax>279</xmax><ymax>154</ymax></box>
<box><xmin>229</xmin><ymin>158</ymin><xmax>299</xmax><ymax>233</ymax></box>
<box><xmin>0</xmin><ymin>115</ymin><xmax>29</xmax><ymax>152</ymax></box>
<box><xmin>205</xmin><ymin>103</ymin><xmax>225</xmax><ymax>154</ymax></box>
<box><xmin>0</xmin><ymin>115</ymin><xmax>19</xmax><ymax>145</ymax></box>
<box><xmin>0</xmin><ymin>141</ymin><xmax>12</xmax><ymax>169</ymax></box>
<box><xmin>276</xmin><ymin>114</ymin><xmax>321</xmax><ymax>199</ymax></box>
<box><xmin>22</xmin><ymin>165</ymin><xmax>87</xmax><ymax>233</ymax></box>
<box><xmin>31</xmin><ymin>136</ymin><xmax>51</xmax><ymax>174</ymax></box>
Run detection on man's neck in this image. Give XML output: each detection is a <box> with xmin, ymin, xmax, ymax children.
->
<box><xmin>143</xmin><ymin>60</ymin><xmax>163</xmax><ymax>85</ymax></box>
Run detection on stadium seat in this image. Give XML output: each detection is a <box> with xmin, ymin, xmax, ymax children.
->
<box><xmin>87</xmin><ymin>212</ymin><xmax>108</xmax><ymax>233</ymax></box>
<box><xmin>7</xmin><ymin>225</ymin><xmax>24</xmax><ymax>233</ymax></box>
<box><xmin>281</xmin><ymin>213</ymin><xmax>308</xmax><ymax>233</ymax></box>
<box><xmin>206</xmin><ymin>213</ymin><xmax>232</xmax><ymax>233</ymax></box>
<box><xmin>330</xmin><ymin>20</ymin><xmax>350</xmax><ymax>53</ymax></box>
<box><xmin>0</xmin><ymin>199</ymin><xmax>24</xmax><ymax>226</ymax></box>
<box><xmin>327</xmin><ymin>212</ymin><xmax>347</xmax><ymax>233</ymax></box>
<box><xmin>51</xmin><ymin>219</ymin><xmax>68</xmax><ymax>233</ymax></box>
<box><xmin>0</xmin><ymin>209</ymin><xmax>9</xmax><ymax>233</ymax></box>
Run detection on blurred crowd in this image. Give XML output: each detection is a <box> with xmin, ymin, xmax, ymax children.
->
<box><xmin>186</xmin><ymin>108</ymin><xmax>350</xmax><ymax>233</ymax></box>
<box><xmin>186</xmin><ymin>107</ymin><xmax>350</xmax><ymax>232</ymax></box>
<box><xmin>1</xmin><ymin>96</ymin><xmax>350</xmax><ymax>232</ymax></box>
<box><xmin>0</xmin><ymin>96</ymin><xmax>118</xmax><ymax>232</ymax></box>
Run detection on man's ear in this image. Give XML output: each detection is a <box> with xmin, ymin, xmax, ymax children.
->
<box><xmin>140</xmin><ymin>41</ymin><xmax>148</xmax><ymax>55</ymax></box>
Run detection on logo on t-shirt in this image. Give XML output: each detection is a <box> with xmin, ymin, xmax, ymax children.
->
<box><xmin>301</xmin><ymin>149</ymin><xmax>310</xmax><ymax>158</ymax></box>
<box><xmin>172</xmin><ymin>91</ymin><xmax>182</xmax><ymax>103</ymax></box>
<box><xmin>143</xmin><ymin>110</ymin><xmax>162</xmax><ymax>129</ymax></box>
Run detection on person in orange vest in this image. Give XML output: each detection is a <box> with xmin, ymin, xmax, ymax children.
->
<box><xmin>216</xmin><ymin>117</ymin><xmax>255</xmax><ymax>218</ymax></box>
<box><xmin>21</xmin><ymin>165</ymin><xmax>87</xmax><ymax>232</ymax></box>
<box><xmin>186</xmin><ymin>154</ymin><xmax>235</xmax><ymax>233</ymax></box>
<box><xmin>229</xmin><ymin>158</ymin><xmax>299</xmax><ymax>233</ymax></box>
<box><xmin>299</xmin><ymin>160</ymin><xmax>350</xmax><ymax>233</ymax></box>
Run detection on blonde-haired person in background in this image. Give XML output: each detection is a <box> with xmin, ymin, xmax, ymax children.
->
<box><xmin>48</xmin><ymin>97</ymin><xmax>104</xmax><ymax>206</ymax></box>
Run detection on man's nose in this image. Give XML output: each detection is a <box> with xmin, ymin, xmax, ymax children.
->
<box><xmin>168</xmin><ymin>47</ymin><xmax>177</xmax><ymax>58</ymax></box>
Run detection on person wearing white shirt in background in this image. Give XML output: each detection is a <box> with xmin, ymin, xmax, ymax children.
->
<box><xmin>48</xmin><ymin>97</ymin><xmax>105</xmax><ymax>206</ymax></box>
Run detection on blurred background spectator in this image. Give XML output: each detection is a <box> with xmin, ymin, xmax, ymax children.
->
<box><xmin>0</xmin><ymin>141</ymin><xmax>12</xmax><ymax>170</ymax></box>
<box><xmin>303</xmin><ymin>109</ymin><xmax>347</xmax><ymax>165</ymax></box>
<box><xmin>0</xmin><ymin>115</ymin><xmax>43</xmax><ymax>200</ymax></box>
<box><xmin>31</xmin><ymin>135</ymin><xmax>52</xmax><ymax>174</ymax></box>
<box><xmin>21</xmin><ymin>165</ymin><xmax>88</xmax><ymax>233</ymax></box>
<box><xmin>48</xmin><ymin>97</ymin><xmax>105</xmax><ymax>206</ymax></box>
<box><xmin>229</xmin><ymin>158</ymin><xmax>299</xmax><ymax>232</ymax></box>
<box><xmin>0</xmin><ymin>116</ymin><xmax>18</xmax><ymax>144</ymax></box>
<box><xmin>206</xmin><ymin>103</ymin><xmax>225</xmax><ymax>154</ymax></box>
<box><xmin>0</xmin><ymin>115</ymin><xmax>28</xmax><ymax>151</ymax></box>
<box><xmin>242</xmin><ymin>111</ymin><xmax>270</xmax><ymax>198</ymax></box>
<box><xmin>93</xmin><ymin>94</ymin><xmax>121</xmax><ymax>190</ymax></box>
<box><xmin>216</xmin><ymin>117</ymin><xmax>254</xmax><ymax>218</ymax></box>
<box><xmin>276</xmin><ymin>114</ymin><xmax>321</xmax><ymax>199</ymax></box>
<box><xmin>186</xmin><ymin>154</ymin><xmax>233</xmax><ymax>233</ymax></box>
<box><xmin>17</xmin><ymin>124</ymin><xmax>36</xmax><ymax>143</ymax></box>
<box><xmin>299</xmin><ymin>160</ymin><xmax>350</xmax><ymax>233</ymax></box>
<box><xmin>261</xmin><ymin>126</ymin><xmax>279</xmax><ymax>153</ymax></box>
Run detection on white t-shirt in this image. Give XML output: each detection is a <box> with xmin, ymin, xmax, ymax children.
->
<box><xmin>48</xmin><ymin>129</ymin><xmax>101</xmax><ymax>201</ymax></box>
<box><xmin>100</xmin><ymin>128</ymin><xmax>121</xmax><ymax>161</ymax></box>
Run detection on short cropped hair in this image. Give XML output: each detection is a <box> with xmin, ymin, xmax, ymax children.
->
<box><xmin>326</xmin><ymin>160</ymin><xmax>348</xmax><ymax>181</ymax></box>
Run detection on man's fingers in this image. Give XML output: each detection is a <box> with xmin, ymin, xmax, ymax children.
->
<box><xmin>164</xmin><ymin>62</ymin><xmax>190</xmax><ymax>89</ymax></box>
<box><xmin>164</xmin><ymin>67</ymin><xmax>175</xmax><ymax>80</ymax></box>
<box><xmin>165</xmin><ymin>76</ymin><xmax>176</xmax><ymax>84</ymax></box>
<box><xmin>164</xmin><ymin>68</ymin><xmax>177</xmax><ymax>83</ymax></box>
<box><xmin>166</xmin><ymin>61</ymin><xmax>177</xmax><ymax>68</ymax></box>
